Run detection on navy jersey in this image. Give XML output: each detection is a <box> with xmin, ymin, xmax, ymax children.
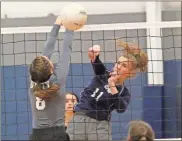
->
<box><xmin>75</xmin><ymin>56</ymin><xmax>131</xmax><ymax>121</ymax></box>
<box><xmin>29</xmin><ymin>24</ymin><xmax>74</xmax><ymax>129</ymax></box>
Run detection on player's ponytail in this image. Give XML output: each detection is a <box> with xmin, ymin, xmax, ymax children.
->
<box><xmin>33</xmin><ymin>83</ymin><xmax>60</xmax><ymax>100</ymax></box>
<box><xmin>116</xmin><ymin>40</ymin><xmax>148</xmax><ymax>72</ymax></box>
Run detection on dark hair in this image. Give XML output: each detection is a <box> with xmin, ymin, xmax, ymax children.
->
<box><xmin>30</xmin><ymin>56</ymin><xmax>60</xmax><ymax>100</ymax></box>
<box><xmin>66</xmin><ymin>92</ymin><xmax>79</xmax><ymax>102</ymax></box>
<box><xmin>128</xmin><ymin>120</ymin><xmax>155</xmax><ymax>141</ymax></box>
<box><xmin>30</xmin><ymin>56</ymin><xmax>52</xmax><ymax>83</ymax></box>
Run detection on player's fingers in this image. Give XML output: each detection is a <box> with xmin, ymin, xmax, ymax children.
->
<box><xmin>88</xmin><ymin>51</ymin><xmax>96</xmax><ymax>61</ymax></box>
<box><xmin>92</xmin><ymin>45</ymin><xmax>100</xmax><ymax>52</ymax></box>
<box><xmin>88</xmin><ymin>47</ymin><xmax>94</xmax><ymax>52</ymax></box>
<box><xmin>88</xmin><ymin>48</ymin><xmax>99</xmax><ymax>55</ymax></box>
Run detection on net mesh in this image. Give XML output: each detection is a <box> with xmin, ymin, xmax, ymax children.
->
<box><xmin>1</xmin><ymin>22</ymin><xmax>181</xmax><ymax>140</ymax></box>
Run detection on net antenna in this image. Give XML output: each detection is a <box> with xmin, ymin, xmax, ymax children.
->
<box><xmin>2</xmin><ymin>21</ymin><xmax>181</xmax><ymax>86</ymax></box>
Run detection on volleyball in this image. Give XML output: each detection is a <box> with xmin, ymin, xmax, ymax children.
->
<box><xmin>61</xmin><ymin>3</ymin><xmax>87</xmax><ymax>30</ymax></box>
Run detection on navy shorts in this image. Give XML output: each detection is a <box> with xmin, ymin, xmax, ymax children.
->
<box><xmin>30</xmin><ymin>126</ymin><xmax>69</xmax><ymax>140</ymax></box>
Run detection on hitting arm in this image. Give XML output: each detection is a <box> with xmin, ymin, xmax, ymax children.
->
<box><xmin>89</xmin><ymin>45</ymin><xmax>108</xmax><ymax>76</ymax></box>
<box><xmin>91</xmin><ymin>56</ymin><xmax>107</xmax><ymax>76</ymax></box>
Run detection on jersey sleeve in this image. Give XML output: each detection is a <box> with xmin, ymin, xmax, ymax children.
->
<box><xmin>91</xmin><ymin>56</ymin><xmax>108</xmax><ymax>76</ymax></box>
<box><xmin>114</xmin><ymin>87</ymin><xmax>131</xmax><ymax>113</ymax></box>
<box><xmin>53</xmin><ymin>30</ymin><xmax>74</xmax><ymax>85</ymax></box>
<box><xmin>42</xmin><ymin>24</ymin><xmax>60</xmax><ymax>59</ymax></box>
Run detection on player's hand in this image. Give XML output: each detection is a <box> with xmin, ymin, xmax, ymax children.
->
<box><xmin>108</xmin><ymin>72</ymin><xmax>120</xmax><ymax>95</ymax></box>
<box><xmin>88</xmin><ymin>45</ymin><xmax>100</xmax><ymax>62</ymax></box>
<box><xmin>54</xmin><ymin>16</ymin><xmax>63</xmax><ymax>25</ymax></box>
<box><xmin>108</xmin><ymin>71</ymin><xmax>120</xmax><ymax>86</ymax></box>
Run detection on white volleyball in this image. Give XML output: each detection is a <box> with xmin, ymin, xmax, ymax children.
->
<box><xmin>61</xmin><ymin>3</ymin><xmax>87</xmax><ymax>30</ymax></box>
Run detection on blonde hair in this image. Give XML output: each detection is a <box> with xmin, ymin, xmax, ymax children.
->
<box><xmin>128</xmin><ymin>120</ymin><xmax>155</xmax><ymax>141</ymax></box>
<box><xmin>116</xmin><ymin>40</ymin><xmax>148</xmax><ymax>72</ymax></box>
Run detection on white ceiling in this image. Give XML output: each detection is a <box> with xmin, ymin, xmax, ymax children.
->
<box><xmin>1</xmin><ymin>2</ymin><xmax>181</xmax><ymax>18</ymax></box>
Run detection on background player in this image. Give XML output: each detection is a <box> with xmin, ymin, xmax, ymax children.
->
<box><xmin>127</xmin><ymin>120</ymin><xmax>155</xmax><ymax>141</ymax></box>
<box><xmin>66</xmin><ymin>41</ymin><xmax>148</xmax><ymax>140</ymax></box>
<box><xmin>29</xmin><ymin>16</ymin><xmax>74</xmax><ymax>140</ymax></box>
<box><xmin>65</xmin><ymin>92</ymin><xmax>79</xmax><ymax>129</ymax></box>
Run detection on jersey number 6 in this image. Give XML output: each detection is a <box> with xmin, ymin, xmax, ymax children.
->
<box><xmin>36</xmin><ymin>97</ymin><xmax>46</xmax><ymax>110</ymax></box>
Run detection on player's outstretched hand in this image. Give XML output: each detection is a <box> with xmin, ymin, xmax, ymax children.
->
<box><xmin>88</xmin><ymin>45</ymin><xmax>100</xmax><ymax>62</ymax></box>
<box><xmin>54</xmin><ymin>16</ymin><xmax>63</xmax><ymax>25</ymax></box>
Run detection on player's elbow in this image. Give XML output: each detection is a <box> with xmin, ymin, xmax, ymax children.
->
<box><xmin>115</xmin><ymin>97</ymin><xmax>130</xmax><ymax>113</ymax></box>
<box><xmin>116</xmin><ymin>104</ymin><xmax>127</xmax><ymax>113</ymax></box>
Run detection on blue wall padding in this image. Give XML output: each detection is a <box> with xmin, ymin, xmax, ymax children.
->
<box><xmin>143</xmin><ymin>85</ymin><xmax>163</xmax><ymax>138</ymax></box>
<box><xmin>163</xmin><ymin>60</ymin><xmax>181</xmax><ymax>138</ymax></box>
<box><xmin>176</xmin><ymin>85</ymin><xmax>181</xmax><ymax>138</ymax></box>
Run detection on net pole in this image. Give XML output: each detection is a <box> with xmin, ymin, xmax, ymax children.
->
<box><xmin>146</xmin><ymin>2</ymin><xmax>164</xmax><ymax>85</ymax></box>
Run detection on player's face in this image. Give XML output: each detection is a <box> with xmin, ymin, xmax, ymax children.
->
<box><xmin>42</xmin><ymin>56</ymin><xmax>54</xmax><ymax>74</ymax></box>
<box><xmin>112</xmin><ymin>56</ymin><xmax>134</xmax><ymax>80</ymax></box>
<box><xmin>65</xmin><ymin>94</ymin><xmax>78</xmax><ymax>112</ymax></box>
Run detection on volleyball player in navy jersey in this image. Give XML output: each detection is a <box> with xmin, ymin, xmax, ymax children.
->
<box><xmin>67</xmin><ymin>42</ymin><xmax>148</xmax><ymax>140</ymax></box>
<box><xmin>29</xmin><ymin>16</ymin><xmax>74</xmax><ymax>140</ymax></box>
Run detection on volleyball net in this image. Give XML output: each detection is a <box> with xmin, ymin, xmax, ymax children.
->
<box><xmin>1</xmin><ymin>21</ymin><xmax>181</xmax><ymax>140</ymax></box>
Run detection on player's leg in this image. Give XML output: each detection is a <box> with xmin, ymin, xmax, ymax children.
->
<box><xmin>97</xmin><ymin>120</ymin><xmax>112</xmax><ymax>140</ymax></box>
<box><xmin>66</xmin><ymin>113</ymin><xmax>88</xmax><ymax>140</ymax></box>
<box><xmin>87</xmin><ymin>119</ymin><xmax>112</xmax><ymax>140</ymax></box>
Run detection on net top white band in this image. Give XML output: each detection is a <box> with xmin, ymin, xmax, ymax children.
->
<box><xmin>1</xmin><ymin>21</ymin><xmax>181</xmax><ymax>34</ymax></box>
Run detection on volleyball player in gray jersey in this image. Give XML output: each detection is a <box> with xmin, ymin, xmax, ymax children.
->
<box><xmin>29</xmin><ymin>16</ymin><xmax>74</xmax><ymax>140</ymax></box>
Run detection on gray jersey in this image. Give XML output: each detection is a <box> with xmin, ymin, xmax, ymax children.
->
<box><xmin>29</xmin><ymin>24</ymin><xmax>74</xmax><ymax>129</ymax></box>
